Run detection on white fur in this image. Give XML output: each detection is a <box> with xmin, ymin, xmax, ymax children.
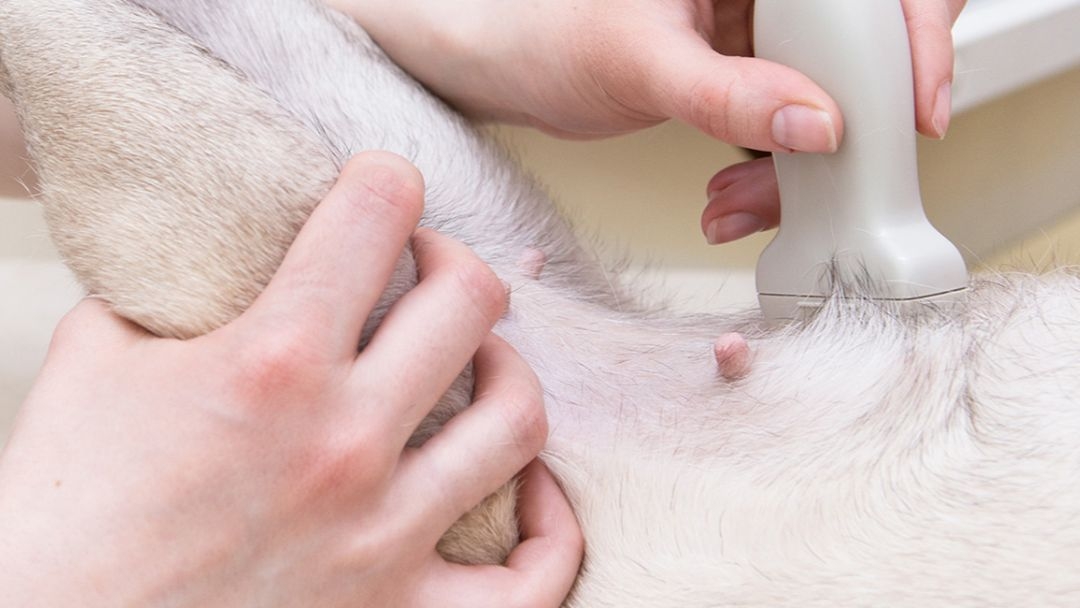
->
<box><xmin>2</xmin><ymin>0</ymin><xmax>1078</xmax><ymax>605</ymax></box>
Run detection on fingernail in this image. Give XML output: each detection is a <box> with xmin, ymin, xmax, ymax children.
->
<box><xmin>932</xmin><ymin>81</ymin><xmax>952</xmax><ymax>139</ymax></box>
<box><xmin>771</xmin><ymin>104</ymin><xmax>838</xmax><ymax>153</ymax></box>
<box><xmin>706</xmin><ymin>212</ymin><xmax>766</xmax><ymax>244</ymax></box>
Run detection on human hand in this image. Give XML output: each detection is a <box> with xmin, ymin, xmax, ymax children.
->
<box><xmin>325</xmin><ymin>0</ymin><xmax>965</xmax><ymax>243</ymax></box>
<box><xmin>0</xmin><ymin>152</ymin><xmax>583</xmax><ymax>607</ymax></box>
<box><xmin>699</xmin><ymin>1</ymin><xmax>967</xmax><ymax>244</ymax></box>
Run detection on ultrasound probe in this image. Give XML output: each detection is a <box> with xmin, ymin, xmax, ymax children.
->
<box><xmin>753</xmin><ymin>0</ymin><xmax>969</xmax><ymax>324</ymax></box>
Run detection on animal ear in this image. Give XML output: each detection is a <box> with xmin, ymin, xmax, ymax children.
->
<box><xmin>0</xmin><ymin>0</ymin><xmax>339</xmax><ymax>339</ymax></box>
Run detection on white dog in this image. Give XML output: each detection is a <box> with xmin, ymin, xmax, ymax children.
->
<box><xmin>1</xmin><ymin>0</ymin><xmax>1078</xmax><ymax>605</ymax></box>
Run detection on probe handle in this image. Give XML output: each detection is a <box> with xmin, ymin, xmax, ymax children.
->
<box><xmin>753</xmin><ymin>0</ymin><xmax>967</xmax><ymax>323</ymax></box>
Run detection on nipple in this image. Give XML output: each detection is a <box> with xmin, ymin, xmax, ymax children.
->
<box><xmin>714</xmin><ymin>332</ymin><xmax>751</xmax><ymax>380</ymax></box>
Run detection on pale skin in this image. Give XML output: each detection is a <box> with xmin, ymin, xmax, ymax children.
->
<box><xmin>0</xmin><ymin>153</ymin><xmax>583</xmax><ymax>607</ymax></box>
<box><xmin>325</xmin><ymin>0</ymin><xmax>967</xmax><ymax>243</ymax></box>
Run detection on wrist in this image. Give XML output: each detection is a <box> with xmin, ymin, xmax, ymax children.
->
<box><xmin>323</xmin><ymin>0</ymin><xmax>514</xmax><ymax>119</ymax></box>
<box><xmin>0</xmin><ymin>462</ymin><xmax>224</xmax><ymax>607</ymax></box>
<box><xmin>0</xmin><ymin>513</ymin><xmax>103</xmax><ymax>606</ymax></box>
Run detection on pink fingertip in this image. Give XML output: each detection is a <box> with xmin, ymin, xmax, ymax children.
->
<box><xmin>705</xmin><ymin>213</ymin><xmax>766</xmax><ymax>245</ymax></box>
<box><xmin>771</xmin><ymin>104</ymin><xmax>838</xmax><ymax>153</ymax></box>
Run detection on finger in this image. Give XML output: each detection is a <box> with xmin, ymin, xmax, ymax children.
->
<box><xmin>239</xmin><ymin>151</ymin><xmax>423</xmax><ymax>359</ymax></box>
<box><xmin>392</xmin><ymin>335</ymin><xmax>546</xmax><ymax>537</ymax></box>
<box><xmin>636</xmin><ymin>30</ymin><xmax>843</xmax><ymax>153</ymax></box>
<box><xmin>418</xmin><ymin>461</ymin><xmax>583</xmax><ymax>608</ymax></box>
<box><xmin>353</xmin><ymin>229</ymin><xmax>508</xmax><ymax>441</ymax></box>
<box><xmin>902</xmin><ymin>0</ymin><xmax>968</xmax><ymax>138</ymax></box>
<box><xmin>701</xmin><ymin>157</ymin><xmax>780</xmax><ymax>244</ymax></box>
<box><xmin>505</xmin><ymin>460</ymin><xmax>583</xmax><ymax>592</ymax></box>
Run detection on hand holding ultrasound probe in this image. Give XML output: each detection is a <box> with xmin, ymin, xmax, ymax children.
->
<box><xmin>326</xmin><ymin>0</ymin><xmax>967</xmax><ymax>242</ymax></box>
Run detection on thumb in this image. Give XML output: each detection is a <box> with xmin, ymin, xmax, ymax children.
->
<box><xmin>639</xmin><ymin>34</ymin><xmax>844</xmax><ymax>153</ymax></box>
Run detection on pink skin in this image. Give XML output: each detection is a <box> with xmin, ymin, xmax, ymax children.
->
<box><xmin>703</xmin><ymin>0</ymin><xmax>968</xmax><ymax>245</ymax></box>
<box><xmin>0</xmin><ymin>154</ymin><xmax>584</xmax><ymax>607</ymax></box>
<box><xmin>713</xmin><ymin>332</ymin><xmax>752</xmax><ymax>381</ymax></box>
<box><xmin>517</xmin><ymin>247</ymin><xmax>547</xmax><ymax>281</ymax></box>
<box><xmin>701</xmin><ymin>157</ymin><xmax>779</xmax><ymax>245</ymax></box>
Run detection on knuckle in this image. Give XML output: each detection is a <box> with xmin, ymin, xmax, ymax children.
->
<box><xmin>302</xmin><ymin>430</ymin><xmax>395</xmax><ymax>498</ymax></box>
<box><xmin>453</xmin><ymin>257</ymin><xmax>507</xmax><ymax>319</ymax></box>
<box><xmin>909</xmin><ymin>16</ymin><xmax>949</xmax><ymax>40</ymax></box>
<box><xmin>346</xmin><ymin>153</ymin><xmax>424</xmax><ymax>225</ymax></box>
<box><xmin>226</xmin><ymin>330</ymin><xmax>329</xmax><ymax>403</ymax></box>
<box><xmin>686</xmin><ymin>74</ymin><xmax>741</xmax><ymax>143</ymax></box>
<box><xmin>902</xmin><ymin>0</ymin><xmax>953</xmax><ymax>39</ymax></box>
<box><xmin>499</xmin><ymin>387</ymin><xmax>549</xmax><ymax>459</ymax></box>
